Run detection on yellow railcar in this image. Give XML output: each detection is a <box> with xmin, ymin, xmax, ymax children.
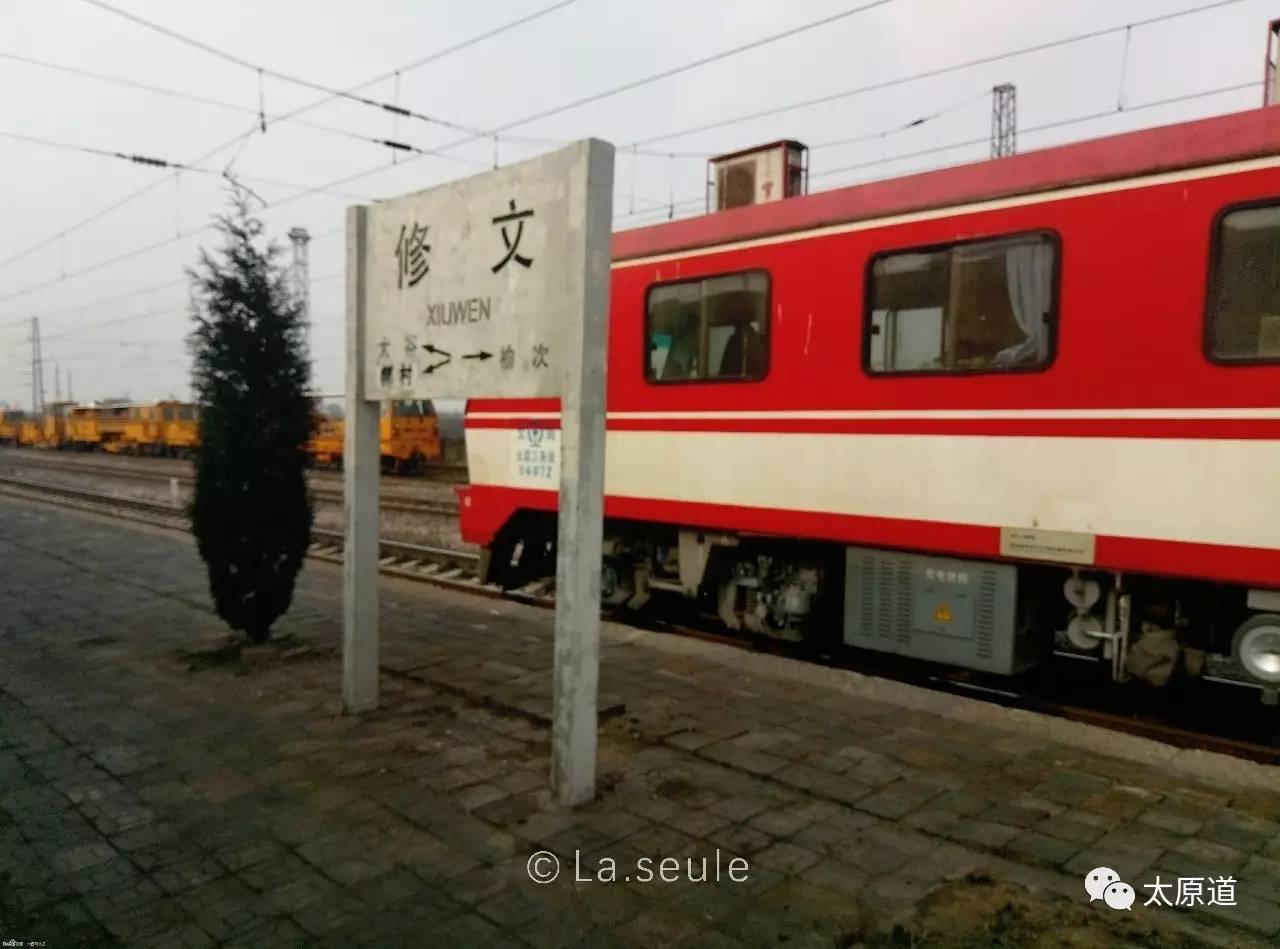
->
<box><xmin>157</xmin><ymin>402</ymin><xmax>198</xmax><ymax>456</ymax></box>
<box><xmin>16</xmin><ymin>419</ymin><xmax>41</xmax><ymax>446</ymax></box>
<box><xmin>98</xmin><ymin>403</ymin><xmax>163</xmax><ymax>454</ymax></box>
<box><xmin>0</xmin><ymin>410</ymin><xmax>22</xmax><ymax>445</ymax></box>
<box><xmin>66</xmin><ymin>405</ymin><xmax>103</xmax><ymax>449</ymax></box>
<box><xmin>37</xmin><ymin>402</ymin><xmax>76</xmax><ymax>448</ymax></box>
<box><xmin>306</xmin><ymin>400</ymin><xmax>442</xmax><ymax>472</ymax></box>
<box><xmin>309</xmin><ymin>410</ymin><xmax>343</xmax><ymax>467</ymax></box>
<box><xmin>382</xmin><ymin>399</ymin><xmax>441</xmax><ymax>471</ymax></box>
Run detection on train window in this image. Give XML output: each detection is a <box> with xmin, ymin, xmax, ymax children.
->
<box><xmin>1206</xmin><ymin>203</ymin><xmax>1280</xmax><ymax>363</ymax></box>
<box><xmin>866</xmin><ymin>232</ymin><xmax>1057</xmax><ymax>375</ymax></box>
<box><xmin>645</xmin><ymin>271</ymin><xmax>770</xmax><ymax>383</ymax></box>
<box><xmin>392</xmin><ymin>399</ymin><xmax>432</xmax><ymax>417</ymax></box>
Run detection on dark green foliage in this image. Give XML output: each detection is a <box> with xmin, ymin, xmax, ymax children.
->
<box><xmin>188</xmin><ymin>189</ymin><xmax>313</xmax><ymax>643</ymax></box>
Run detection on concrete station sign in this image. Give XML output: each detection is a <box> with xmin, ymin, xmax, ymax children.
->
<box><xmin>345</xmin><ymin>139</ymin><xmax>615</xmax><ymax>807</ymax></box>
<box><xmin>361</xmin><ymin>141</ymin><xmax>609</xmax><ymax>400</ymax></box>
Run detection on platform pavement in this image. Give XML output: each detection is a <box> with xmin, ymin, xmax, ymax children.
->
<box><xmin>2</xmin><ymin>497</ymin><xmax>1280</xmax><ymax>948</ymax></box>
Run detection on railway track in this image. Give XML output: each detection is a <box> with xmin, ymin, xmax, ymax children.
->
<box><xmin>0</xmin><ymin>446</ymin><xmax>468</xmax><ymax>483</ymax></box>
<box><xmin>0</xmin><ymin>473</ymin><xmax>489</xmax><ymax>596</ymax></box>
<box><xmin>0</xmin><ymin>453</ymin><xmax>460</xmax><ymax>517</ymax></box>
<box><xmin>1</xmin><ymin>472</ymin><xmax>1275</xmax><ymax>765</ymax></box>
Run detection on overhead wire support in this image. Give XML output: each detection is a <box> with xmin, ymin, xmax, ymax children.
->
<box><xmin>991</xmin><ymin>83</ymin><xmax>1017</xmax><ymax>157</ymax></box>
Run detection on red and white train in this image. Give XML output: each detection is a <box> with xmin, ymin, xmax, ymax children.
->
<box><xmin>458</xmin><ymin>107</ymin><xmax>1280</xmax><ymax>699</ymax></box>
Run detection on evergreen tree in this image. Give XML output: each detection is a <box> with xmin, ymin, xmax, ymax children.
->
<box><xmin>188</xmin><ymin>188</ymin><xmax>314</xmax><ymax>643</ymax></box>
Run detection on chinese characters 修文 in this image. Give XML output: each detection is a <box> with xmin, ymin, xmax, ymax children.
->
<box><xmin>392</xmin><ymin>197</ymin><xmax>536</xmax><ymax>289</ymax></box>
<box><xmin>379</xmin><ymin>197</ymin><xmax>550</xmax><ymax>388</ymax></box>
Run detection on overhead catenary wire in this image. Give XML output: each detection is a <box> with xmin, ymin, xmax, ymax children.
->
<box><xmin>811</xmin><ymin>79</ymin><xmax>1263</xmax><ymax>184</ymax></box>
<box><xmin>807</xmin><ymin>89</ymin><xmax>991</xmax><ymax>151</ymax></box>
<box><xmin>7</xmin><ymin>1</ymin><xmax>1233</xmax><ymax>284</ymax></box>
<box><xmin>0</xmin><ymin>0</ymin><xmax>897</xmax><ymax>308</ymax></box>
<box><xmin>0</xmin><ymin>50</ymin><xmax>498</xmax><ymax>167</ymax></box>
<box><xmin>80</xmin><ymin>0</ymin><xmax>488</xmax><ymax>136</ymax></box>
<box><xmin>83</xmin><ymin>0</ymin><xmax>894</xmax><ymax>154</ymax></box>
<box><xmin>626</xmin><ymin>0</ymin><xmax>1247</xmax><ymax>148</ymax></box>
<box><xmin>0</xmin><ymin>0</ymin><xmax>1258</xmax><ymax>399</ymax></box>
<box><xmin>0</xmin><ymin>0</ymin><xmax>584</xmax><ymax>275</ymax></box>
<box><xmin>226</xmin><ymin>0</ymin><xmax>1252</xmax><ymax>215</ymax></box>
<box><xmin>0</xmin><ymin>127</ymin><xmax>479</xmax><ymax>192</ymax></box>
<box><xmin>613</xmin><ymin>79</ymin><xmax>1263</xmax><ymax>227</ymax></box>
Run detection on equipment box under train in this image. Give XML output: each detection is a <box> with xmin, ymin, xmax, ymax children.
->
<box><xmin>843</xmin><ymin>546</ymin><xmax>1043</xmax><ymax>675</ymax></box>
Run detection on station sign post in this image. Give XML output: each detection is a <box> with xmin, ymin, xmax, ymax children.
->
<box><xmin>344</xmin><ymin>139</ymin><xmax>615</xmax><ymax>806</ymax></box>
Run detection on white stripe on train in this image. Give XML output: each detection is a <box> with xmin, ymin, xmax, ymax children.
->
<box><xmin>464</xmin><ymin>427</ymin><xmax>1280</xmax><ymax>552</ymax></box>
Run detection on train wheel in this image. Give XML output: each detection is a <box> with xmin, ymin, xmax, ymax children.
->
<box><xmin>1232</xmin><ymin>614</ymin><xmax>1280</xmax><ymax>704</ymax></box>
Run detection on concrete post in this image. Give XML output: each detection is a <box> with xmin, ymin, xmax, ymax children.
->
<box><xmin>343</xmin><ymin>204</ymin><xmax>381</xmax><ymax>712</ymax></box>
<box><xmin>551</xmin><ymin>140</ymin><xmax>614</xmax><ymax>806</ymax></box>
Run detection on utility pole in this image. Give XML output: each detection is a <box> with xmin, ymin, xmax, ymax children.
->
<box><xmin>29</xmin><ymin>317</ymin><xmax>44</xmax><ymax>416</ymax></box>
<box><xmin>54</xmin><ymin>362</ymin><xmax>61</xmax><ymax>404</ymax></box>
<box><xmin>991</xmin><ymin>83</ymin><xmax>1017</xmax><ymax>158</ymax></box>
<box><xmin>287</xmin><ymin>227</ymin><xmax>311</xmax><ymax>346</ymax></box>
<box><xmin>67</xmin><ymin>368</ymin><xmax>73</xmax><ymax>402</ymax></box>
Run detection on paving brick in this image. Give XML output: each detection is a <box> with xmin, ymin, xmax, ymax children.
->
<box><xmin>1065</xmin><ymin>846</ymin><xmax>1157</xmax><ymax>883</ymax></box>
<box><xmin>1170</xmin><ymin>837</ymin><xmax>1250</xmax><ymax>871</ymax></box>
<box><xmin>151</xmin><ymin>854</ymin><xmax>226</xmax><ymax>895</ymax></box>
<box><xmin>856</xmin><ymin>782</ymin><xmax>942</xmax><ymax>821</ymax></box>
<box><xmin>746</xmin><ymin>805</ymin><xmax>813</xmax><ymax>840</ymax></box>
<box><xmin>1200</xmin><ymin>811</ymin><xmax>1280</xmax><ymax>854</ymax></box>
<box><xmin>1196</xmin><ymin>892</ymin><xmax>1280</xmax><ymax>938</ymax></box>
<box><xmin>1004</xmin><ymin>830</ymin><xmax>1082</xmax><ymax>867</ymax></box>
<box><xmin>669</xmin><ymin>808</ymin><xmax>733</xmax><ymax>839</ymax></box>
<box><xmin>1138</xmin><ymin>804</ymin><xmax>1206</xmax><ymax>837</ymax></box>
<box><xmin>945</xmin><ymin>818</ymin><xmax>1021</xmax><ymax>851</ymax></box>
<box><xmin>751</xmin><ymin>840</ymin><xmax>820</xmax><ymax>875</ymax></box>
<box><xmin>705</xmin><ymin>795</ymin><xmax>773</xmax><ymax>823</ymax></box>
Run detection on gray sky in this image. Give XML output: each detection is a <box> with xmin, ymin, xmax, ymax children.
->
<box><xmin>0</xmin><ymin>0</ymin><xmax>1270</xmax><ymax>409</ymax></box>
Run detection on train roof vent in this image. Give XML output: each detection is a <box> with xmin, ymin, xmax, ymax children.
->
<box><xmin>709</xmin><ymin>140</ymin><xmax>807</xmax><ymax>212</ymax></box>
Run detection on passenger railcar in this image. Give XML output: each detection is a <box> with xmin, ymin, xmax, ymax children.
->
<box><xmin>458</xmin><ymin>108</ymin><xmax>1280</xmax><ymax>699</ymax></box>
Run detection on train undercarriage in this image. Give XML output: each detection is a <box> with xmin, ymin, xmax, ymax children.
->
<box><xmin>486</xmin><ymin>512</ymin><xmax>1280</xmax><ymax>705</ymax></box>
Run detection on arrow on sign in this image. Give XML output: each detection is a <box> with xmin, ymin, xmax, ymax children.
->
<box><xmin>422</xmin><ymin>357</ymin><xmax>451</xmax><ymax>374</ymax></box>
<box><xmin>424</xmin><ymin>344</ymin><xmax>451</xmax><ymax>357</ymax></box>
<box><xmin>462</xmin><ymin>351</ymin><xmax>493</xmax><ymax>361</ymax></box>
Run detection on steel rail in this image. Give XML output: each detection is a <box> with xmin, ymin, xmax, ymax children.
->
<box><xmin>0</xmin><ymin>453</ymin><xmax>460</xmax><ymax>516</ymax></box>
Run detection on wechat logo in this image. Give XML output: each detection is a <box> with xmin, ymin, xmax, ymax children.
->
<box><xmin>1085</xmin><ymin>866</ymin><xmax>1135</xmax><ymax>911</ymax></box>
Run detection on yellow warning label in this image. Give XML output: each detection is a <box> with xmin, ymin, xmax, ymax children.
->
<box><xmin>933</xmin><ymin>602</ymin><xmax>953</xmax><ymax>623</ymax></box>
